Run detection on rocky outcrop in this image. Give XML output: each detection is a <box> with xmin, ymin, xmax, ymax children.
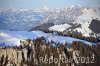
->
<box><xmin>89</xmin><ymin>19</ymin><xmax>100</xmax><ymax>33</ymax></box>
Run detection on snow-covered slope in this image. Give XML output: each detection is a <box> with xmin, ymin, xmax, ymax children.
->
<box><xmin>49</xmin><ymin>24</ymin><xmax>71</xmax><ymax>32</ymax></box>
<box><xmin>0</xmin><ymin>30</ymin><xmax>95</xmax><ymax>47</ymax></box>
<box><xmin>0</xmin><ymin>31</ymin><xmax>21</xmax><ymax>46</ymax></box>
<box><xmin>49</xmin><ymin>7</ymin><xmax>100</xmax><ymax>36</ymax></box>
<box><xmin>72</xmin><ymin>8</ymin><xmax>100</xmax><ymax>36</ymax></box>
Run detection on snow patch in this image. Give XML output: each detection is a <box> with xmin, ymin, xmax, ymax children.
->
<box><xmin>49</xmin><ymin>24</ymin><xmax>71</xmax><ymax>32</ymax></box>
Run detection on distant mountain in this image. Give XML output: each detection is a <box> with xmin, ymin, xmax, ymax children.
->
<box><xmin>0</xmin><ymin>8</ymin><xmax>49</xmax><ymax>30</ymax></box>
<box><xmin>0</xmin><ymin>6</ymin><xmax>100</xmax><ymax>37</ymax></box>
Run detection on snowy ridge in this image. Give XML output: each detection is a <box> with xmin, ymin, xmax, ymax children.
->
<box><xmin>73</xmin><ymin>8</ymin><xmax>100</xmax><ymax>36</ymax></box>
<box><xmin>40</xmin><ymin>6</ymin><xmax>83</xmax><ymax>25</ymax></box>
<box><xmin>49</xmin><ymin>7</ymin><xmax>100</xmax><ymax>36</ymax></box>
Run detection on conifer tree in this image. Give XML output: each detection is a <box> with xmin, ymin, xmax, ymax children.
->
<box><xmin>4</xmin><ymin>55</ymin><xmax>8</xmax><ymax>66</ymax></box>
<box><xmin>0</xmin><ymin>54</ymin><xmax>4</xmax><ymax>66</ymax></box>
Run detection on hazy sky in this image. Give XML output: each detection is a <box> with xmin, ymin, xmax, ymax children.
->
<box><xmin>0</xmin><ymin>0</ymin><xmax>100</xmax><ymax>8</ymax></box>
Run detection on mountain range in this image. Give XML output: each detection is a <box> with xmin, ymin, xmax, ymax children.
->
<box><xmin>0</xmin><ymin>5</ymin><xmax>100</xmax><ymax>36</ymax></box>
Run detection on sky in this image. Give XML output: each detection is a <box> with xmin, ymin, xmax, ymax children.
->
<box><xmin>0</xmin><ymin>0</ymin><xmax>100</xmax><ymax>8</ymax></box>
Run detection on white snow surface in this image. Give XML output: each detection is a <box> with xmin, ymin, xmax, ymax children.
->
<box><xmin>49</xmin><ymin>24</ymin><xmax>71</xmax><ymax>32</ymax></box>
<box><xmin>0</xmin><ymin>30</ymin><xmax>95</xmax><ymax>47</ymax></box>
<box><xmin>49</xmin><ymin>8</ymin><xmax>100</xmax><ymax>37</ymax></box>
<box><xmin>73</xmin><ymin>8</ymin><xmax>100</xmax><ymax>36</ymax></box>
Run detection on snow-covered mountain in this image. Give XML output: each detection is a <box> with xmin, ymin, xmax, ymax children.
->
<box><xmin>0</xmin><ymin>6</ymin><xmax>100</xmax><ymax>36</ymax></box>
<box><xmin>0</xmin><ymin>8</ymin><xmax>49</xmax><ymax>30</ymax></box>
<box><xmin>40</xmin><ymin>5</ymin><xmax>83</xmax><ymax>25</ymax></box>
<box><xmin>48</xmin><ymin>7</ymin><xmax>100</xmax><ymax>36</ymax></box>
<box><xmin>72</xmin><ymin>8</ymin><xmax>100</xmax><ymax>35</ymax></box>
